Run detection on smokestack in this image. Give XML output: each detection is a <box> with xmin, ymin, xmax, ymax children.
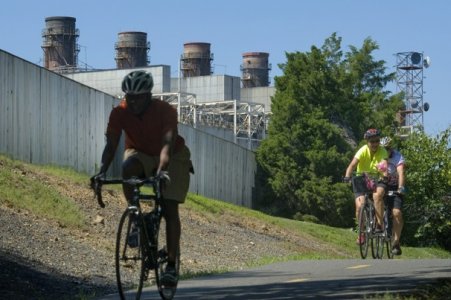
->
<box><xmin>180</xmin><ymin>42</ymin><xmax>213</xmax><ymax>77</ymax></box>
<box><xmin>41</xmin><ymin>16</ymin><xmax>79</xmax><ymax>73</ymax></box>
<box><xmin>241</xmin><ymin>52</ymin><xmax>271</xmax><ymax>87</ymax></box>
<box><xmin>115</xmin><ymin>31</ymin><xmax>150</xmax><ymax>69</ymax></box>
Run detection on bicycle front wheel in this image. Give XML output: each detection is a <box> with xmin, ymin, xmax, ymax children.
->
<box><xmin>358</xmin><ymin>205</ymin><xmax>370</xmax><ymax>259</ymax></box>
<box><xmin>116</xmin><ymin>209</ymin><xmax>146</xmax><ymax>300</ymax></box>
<box><xmin>375</xmin><ymin>234</ymin><xmax>385</xmax><ymax>259</ymax></box>
<box><xmin>369</xmin><ymin>206</ymin><xmax>379</xmax><ymax>259</ymax></box>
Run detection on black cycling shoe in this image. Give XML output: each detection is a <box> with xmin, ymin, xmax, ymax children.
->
<box><xmin>160</xmin><ymin>265</ymin><xmax>177</xmax><ymax>286</ymax></box>
<box><xmin>392</xmin><ymin>244</ymin><xmax>402</xmax><ymax>255</ymax></box>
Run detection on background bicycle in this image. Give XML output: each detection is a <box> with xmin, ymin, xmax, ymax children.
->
<box><xmin>91</xmin><ymin>174</ymin><xmax>179</xmax><ymax>300</ymax></box>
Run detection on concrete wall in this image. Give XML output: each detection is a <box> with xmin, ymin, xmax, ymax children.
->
<box><xmin>170</xmin><ymin>75</ymin><xmax>241</xmax><ymax>102</ymax></box>
<box><xmin>0</xmin><ymin>49</ymin><xmax>256</xmax><ymax>207</ymax></box>
<box><xmin>241</xmin><ymin>86</ymin><xmax>276</xmax><ymax>112</ymax></box>
<box><xmin>64</xmin><ymin>65</ymin><xmax>171</xmax><ymax>98</ymax></box>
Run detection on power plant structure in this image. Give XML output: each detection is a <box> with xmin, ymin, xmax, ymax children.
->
<box><xmin>241</xmin><ymin>52</ymin><xmax>271</xmax><ymax>87</ymax></box>
<box><xmin>115</xmin><ymin>31</ymin><xmax>150</xmax><ymax>69</ymax></box>
<box><xmin>395</xmin><ymin>51</ymin><xmax>430</xmax><ymax>137</ymax></box>
<box><xmin>180</xmin><ymin>42</ymin><xmax>213</xmax><ymax>77</ymax></box>
<box><xmin>42</xmin><ymin>16</ymin><xmax>274</xmax><ymax>150</ymax></box>
<box><xmin>41</xmin><ymin>16</ymin><xmax>80</xmax><ymax>73</ymax></box>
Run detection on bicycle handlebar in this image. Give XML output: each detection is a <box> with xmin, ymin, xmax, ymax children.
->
<box><xmin>90</xmin><ymin>173</ymin><xmax>170</xmax><ymax>208</ymax></box>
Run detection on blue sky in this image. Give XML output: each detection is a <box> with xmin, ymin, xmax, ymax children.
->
<box><xmin>1</xmin><ymin>0</ymin><xmax>449</xmax><ymax>136</ymax></box>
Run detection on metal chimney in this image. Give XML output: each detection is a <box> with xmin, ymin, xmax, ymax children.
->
<box><xmin>241</xmin><ymin>52</ymin><xmax>271</xmax><ymax>87</ymax></box>
<box><xmin>41</xmin><ymin>16</ymin><xmax>79</xmax><ymax>73</ymax></box>
<box><xmin>180</xmin><ymin>42</ymin><xmax>213</xmax><ymax>77</ymax></box>
<box><xmin>115</xmin><ymin>31</ymin><xmax>150</xmax><ymax>69</ymax></box>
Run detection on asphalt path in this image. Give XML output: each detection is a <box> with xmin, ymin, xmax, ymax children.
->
<box><xmin>98</xmin><ymin>259</ymin><xmax>451</xmax><ymax>299</ymax></box>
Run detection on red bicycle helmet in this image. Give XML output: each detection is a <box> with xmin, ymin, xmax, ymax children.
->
<box><xmin>363</xmin><ymin>128</ymin><xmax>381</xmax><ymax>140</ymax></box>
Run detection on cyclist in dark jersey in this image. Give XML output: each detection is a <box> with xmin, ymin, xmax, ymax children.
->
<box><xmin>92</xmin><ymin>70</ymin><xmax>193</xmax><ymax>285</ymax></box>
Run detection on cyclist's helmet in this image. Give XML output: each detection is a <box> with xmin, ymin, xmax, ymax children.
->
<box><xmin>380</xmin><ymin>136</ymin><xmax>393</xmax><ymax>148</ymax></box>
<box><xmin>363</xmin><ymin>128</ymin><xmax>381</xmax><ymax>140</ymax></box>
<box><xmin>121</xmin><ymin>71</ymin><xmax>154</xmax><ymax>95</ymax></box>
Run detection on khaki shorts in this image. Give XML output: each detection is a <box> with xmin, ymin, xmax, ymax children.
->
<box><xmin>124</xmin><ymin>146</ymin><xmax>192</xmax><ymax>203</ymax></box>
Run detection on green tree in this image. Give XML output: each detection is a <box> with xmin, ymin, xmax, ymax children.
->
<box><xmin>256</xmin><ymin>33</ymin><xmax>403</xmax><ymax>227</ymax></box>
<box><xmin>400</xmin><ymin>127</ymin><xmax>451</xmax><ymax>250</ymax></box>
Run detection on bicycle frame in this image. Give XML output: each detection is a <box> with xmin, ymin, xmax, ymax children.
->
<box><xmin>361</xmin><ymin>188</ymin><xmax>396</xmax><ymax>260</ymax></box>
<box><xmin>92</xmin><ymin>175</ymin><xmax>178</xmax><ymax>300</ymax></box>
<box><xmin>352</xmin><ymin>173</ymin><xmax>383</xmax><ymax>259</ymax></box>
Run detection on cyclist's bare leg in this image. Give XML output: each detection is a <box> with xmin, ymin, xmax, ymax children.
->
<box><xmin>355</xmin><ymin>195</ymin><xmax>365</xmax><ymax>225</ymax></box>
<box><xmin>162</xmin><ymin>200</ymin><xmax>181</xmax><ymax>264</ymax></box>
<box><xmin>122</xmin><ymin>157</ymin><xmax>145</xmax><ymax>202</ymax></box>
<box><xmin>392</xmin><ymin>208</ymin><xmax>403</xmax><ymax>245</ymax></box>
<box><xmin>373</xmin><ymin>187</ymin><xmax>385</xmax><ymax>228</ymax></box>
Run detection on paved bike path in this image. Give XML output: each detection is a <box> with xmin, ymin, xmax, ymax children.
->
<box><xmin>97</xmin><ymin>259</ymin><xmax>451</xmax><ymax>299</ymax></box>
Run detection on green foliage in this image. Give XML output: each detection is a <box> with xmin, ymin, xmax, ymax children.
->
<box><xmin>256</xmin><ymin>33</ymin><xmax>403</xmax><ymax>227</ymax></box>
<box><xmin>0</xmin><ymin>155</ymin><xmax>86</xmax><ymax>229</ymax></box>
<box><xmin>400</xmin><ymin>127</ymin><xmax>451</xmax><ymax>250</ymax></box>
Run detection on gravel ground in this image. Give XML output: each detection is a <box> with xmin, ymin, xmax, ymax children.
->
<box><xmin>0</xmin><ymin>163</ymin><xmax>342</xmax><ymax>299</ymax></box>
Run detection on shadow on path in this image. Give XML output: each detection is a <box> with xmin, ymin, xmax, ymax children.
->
<box><xmin>0</xmin><ymin>249</ymin><xmax>115</xmax><ymax>300</ymax></box>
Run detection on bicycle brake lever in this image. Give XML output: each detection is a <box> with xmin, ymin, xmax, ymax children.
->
<box><xmin>96</xmin><ymin>184</ymin><xmax>105</xmax><ymax>208</ymax></box>
<box><xmin>90</xmin><ymin>177</ymin><xmax>105</xmax><ymax>208</ymax></box>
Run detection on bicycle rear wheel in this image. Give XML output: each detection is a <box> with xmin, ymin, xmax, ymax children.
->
<box><xmin>155</xmin><ymin>216</ymin><xmax>180</xmax><ymax>300</ymax></box>
<box><xmin>358</xmin><ymin>205</ymin><xmax>370</xmax><ymax>259</ymax></box>
<box><xmin>384</xmin><ymin>211</ymin><xmax>394</xmax><ymax>259</ymax></box>
<box><xmin>385</xmin><ymin>237</ymin><xmax>394</xmax><ymax>259</ymax></box>
<box><xmin>116</xmin><ymin>209</ymin><xmax>146</xmax><ymax>300</ymax></box>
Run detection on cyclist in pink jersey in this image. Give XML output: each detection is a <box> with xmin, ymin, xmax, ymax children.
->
<box><xmin>380</xmin><ymin>136</ymin><xmax>406</xmax><ymax>255</ymax></box>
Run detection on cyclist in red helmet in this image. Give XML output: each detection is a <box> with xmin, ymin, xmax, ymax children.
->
<box><xmin>344</xmin><ymin>128</ymin><xmax>389</xmax><ymax>245</ymax></box>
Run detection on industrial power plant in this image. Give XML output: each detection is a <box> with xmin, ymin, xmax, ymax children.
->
<box><xmin>40</xmin><ymin>16</ymin><xmax>274</xmax><ymax>150</ymax></box>
<box><xmin>40</xmin><ymin>16</ymin><xmax>429</xmax><ymax>147</ymax></box>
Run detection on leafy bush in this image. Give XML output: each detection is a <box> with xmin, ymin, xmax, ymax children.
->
<box><xmin>400</xmin><ymin>127</ymin><xmax>451</xmax><ymax>250</ymax></box>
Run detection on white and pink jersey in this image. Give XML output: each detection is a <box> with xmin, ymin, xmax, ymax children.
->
<box><xmin>387</xmin><ymin>149</ymin><xmax>405</xmax><ymax>186</ymax></box>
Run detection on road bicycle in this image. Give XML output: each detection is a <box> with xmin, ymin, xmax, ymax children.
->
<box><xmin>91</xmin><ymin>174</ymin><xmax>179</xmax><ymax>300</ymax></box>
<box><xmin>352</xmin><ymin>173</ymin><xmax>393</xmax><ymax>259</ymax></box>
<box><xmin>379</xmin><ymin>190</ymin><xmax>396</xmax><ymax>259</ymax></box>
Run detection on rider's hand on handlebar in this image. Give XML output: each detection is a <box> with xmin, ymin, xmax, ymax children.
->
<box><xmin>398</xmin><ymin>186</ymin><xmax>406</xmax><ymax>195</ymax></box>
<box><xmin>90</xmin><ymin>172</ymin><xmax>105</xmax><ymax>188</ymax></box>
<box><xmin>156</xmin><ymin>170</ymin><xmax>170</xmax><ymax>182</ymax></box>
<box><xmin>155</xmin><ymin>170</ymin><xmax>170</xmax><ymax>191</ymax></box>
<box><xmin>90</xmin><ymin>172</ymin><xmax>106</xmax><ymax>208</ymax></box>
<box><xmin>343</xmin><ymin>176</ymin><xmax>351</xmax><ymax>184</ymax></box>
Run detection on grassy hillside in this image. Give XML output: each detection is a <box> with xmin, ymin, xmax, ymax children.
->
<box><xmin>1</xmin><ymin>154</ymin><xmax>450</xmax><ymax>299</ymax></box>
<box><xmin>1</xmin><ymin>154</ymin><xmax>449</xmax><ymax>261</ymax></box>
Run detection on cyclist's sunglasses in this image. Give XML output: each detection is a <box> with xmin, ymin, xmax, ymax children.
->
<box><xmin>368</xmin><ymin>139</ymin><xmax>380</xmax><ymax>144</ymax></box>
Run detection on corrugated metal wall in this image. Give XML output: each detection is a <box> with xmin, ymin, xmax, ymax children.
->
<box><xmin>0</xmin><ymin>49</ymin><xmax>256</xmax><ymax>207</ymax></box>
